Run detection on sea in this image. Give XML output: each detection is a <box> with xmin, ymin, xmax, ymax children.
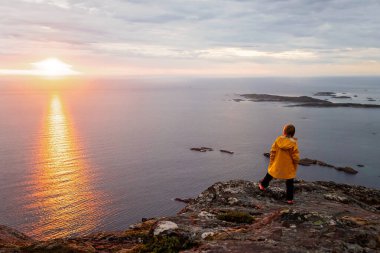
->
<box><xmin>0</xmin><ymin>76</ymin><xmax>379</xmax><ymax>240</ymax></box>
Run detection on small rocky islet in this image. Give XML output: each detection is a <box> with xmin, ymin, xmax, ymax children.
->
<box><xmin>236</xmin><ymin>93</ymin><xmax>380</xmax><ymax>108</ymax></box>
<box><xmin>1</xmin><ymin>179</ymin><xmax>380</xmax><ymax>252</ymax></box>
<box><xmin>314</xmin><ymin>92</ymin><xmax>351</xmax><ymax>99</ymax></box>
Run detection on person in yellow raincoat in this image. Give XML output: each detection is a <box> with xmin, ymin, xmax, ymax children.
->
<box><xmin>259</xmin><ymin>124</ymin><xmax>300</xmax><ymax>204</ymax></box>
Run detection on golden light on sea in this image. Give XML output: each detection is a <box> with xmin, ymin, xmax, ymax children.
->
<box><xmin>24</xmin><ymin>94</ymin><xmax>104</xmax><ymax>239</ymax></box>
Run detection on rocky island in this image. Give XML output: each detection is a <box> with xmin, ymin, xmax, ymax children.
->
<box><xmin>1</xmin><ymin>180</ymin><xmax>379</xmax><ymax>252</ymax></box>
<box><xmin>238</xmin><ymin>94</ymin><xmax>380</xmax><ymax>108</ymax></box>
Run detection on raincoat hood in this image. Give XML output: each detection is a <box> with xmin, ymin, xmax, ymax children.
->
<box><xmin>276</xmin><ymin>136</ymin><xmax>297</xmax><ymax>150</ymax></box>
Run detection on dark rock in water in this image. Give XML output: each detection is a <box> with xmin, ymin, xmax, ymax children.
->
<box><xmin>367</xmin><ymin>98</ymin><xmax>376</xmax><ymax>101</ymax></box>
<box><xmin>233</xmin><ymin>99</ymin><xmax>244</xmax><ymax>102</ymax></box>
<box><xmin>174</xmin><ymin>198</ymin><xmax>193</xmax><ymax>204</ymax></box>
<box><xmin>315</xmin><ymin>160</ymin><xmax>335</xmax><ymax>168</ymax></box>
<box><xmin>295</xmin><ymin>158</ymin><xmax>335</xmax><ymax>168</ymax></box>
<box><xmin>220</xmin><ymin>149</ymin><xmax>234</xmax><ymax>154</ymax></box>
<box><xmin>191</xmin><ymin>147</ymin><xmax>213</xmax><ymax>152</ymax></box>
<box><xmin>357</xmin><ymin>164</ymin><xmax>365</xmax><ymax>167</ymax></box>
<box><xmin>191</xmin><ymin>147</ymin><xmax>205</xmax><ymax>152</ymax></box>
<box><xmin>298</xmin><ymin>158</ymin><xmax>317</xmax><ymax>166</ymax></box>
<box><xmin>332</xmin><ymin>95</ymin><xmax>351</xmax><ymax>99</ymax></box>
<box><xmin>335</xmin><ymin>166</ymin><xmax>358</xmax><ymax>174</ymax></box>
<box><xmin>354</xmin><ymin>95</ymin><xmax>358</xmax><ymax>97</ymax></box>
<box><xmin>1</xmin><ymin>180</ymin><xmax>380</xmax><ymax>252</ymax></box>
<box><xmin>313</xmin><ymin>91</ymin><xmax>336</xmax><ymax>96</ymax></box>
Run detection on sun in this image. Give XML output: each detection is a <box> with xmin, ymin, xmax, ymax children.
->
<box><xmin>0</xmin><ymin>58</ymin><xmax>81</xmax><ymax>77</ymax></box>
<box><xmin>32</xmin><ymin>58</ymin><xmax>80</xmax><ymax>77</ymax></box>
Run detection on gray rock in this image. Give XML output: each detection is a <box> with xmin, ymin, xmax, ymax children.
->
<box><xmin>152</xmin><ymin>221</ymin><xmax>179</xmax><ymax>236</ymax></box>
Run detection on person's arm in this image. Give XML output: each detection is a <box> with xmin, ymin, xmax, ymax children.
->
<box><xmin>292</xmin><ymin>144</ymin><xmax>300</xmax><ymax>169</ymax></box>
<box><xmin>269</xmin><ymin>139</ymin><xmax>278</xmax><ymax>167</ymax></box>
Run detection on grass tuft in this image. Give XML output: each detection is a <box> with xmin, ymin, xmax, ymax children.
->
<box><xmin>217</xmin><ymin>211</ymin><xmax>254</xmax><ymax>224</ymax></box>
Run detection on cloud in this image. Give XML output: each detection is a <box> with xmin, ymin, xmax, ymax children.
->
<box><xmin>1</xmin><ymin>0</ymin><xmax>380</xmax><ymax>76</ymax></box>
<box><xmin>92</xmin><ymin>42</ymin><xmax>318</xmax><ymax>62</ymax></box>
<box><xmin>21</xmin><ymin>0</ymin><xmax>71</xmax><ymax>9</ymax></box>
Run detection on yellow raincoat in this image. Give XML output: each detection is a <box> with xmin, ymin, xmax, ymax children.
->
<box><xmin>268</xmin><ymin>136</ymin><xmax>300</xmax><ymax>179</ymax></box>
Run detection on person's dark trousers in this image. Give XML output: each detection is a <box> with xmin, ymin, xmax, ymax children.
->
<box><xmin>260</xmin><ymin>172</ymin><xmax>273</xmax><ymax>188</ymax></box>
<box><xmin>260</xmin><ymin>173</ymin><xmax>294</xmax><ymax>201</ymax></box>
<box><xmin>285</xmin><ymin>178</ymin><xmax>294</xmax><ymax>201</ymax></box>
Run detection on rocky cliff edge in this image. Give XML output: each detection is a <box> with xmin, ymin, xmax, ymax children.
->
<box><xmin>1</xmin><ymin>180</ymin><xmax>380</xmax><ymax>252</ymax></box>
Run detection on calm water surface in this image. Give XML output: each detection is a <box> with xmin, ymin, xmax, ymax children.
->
<box><xmin>0</xmin><ymin>77</ymin><xmax>379</xmax><ymax>239</ymax></box>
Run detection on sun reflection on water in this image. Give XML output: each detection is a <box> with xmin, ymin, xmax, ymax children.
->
<box><xmin>25</xmin><ymin>94</ymin><xmax>103</xmax><ymax>240</ymax></box>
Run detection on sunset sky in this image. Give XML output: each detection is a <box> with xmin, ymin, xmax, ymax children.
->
<box><xmin>1</xmin><ymin>0</ymin><xmax>380</xmax><ymax>77</ymax></box>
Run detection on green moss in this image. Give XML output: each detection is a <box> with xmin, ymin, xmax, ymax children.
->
<box><xmin>140</xmin><ymin>235</ymin><xmax>197</xmax><ymax>253</ymax></box>
<box><xmin>124</xmin><ymin>231</ymin><xmax>149</xmax><ymax>241</ymax></box>
<box><xmin>217</xmin><ymin>211</ymin><xmax>254</xmax><ymax>224</ymax></box>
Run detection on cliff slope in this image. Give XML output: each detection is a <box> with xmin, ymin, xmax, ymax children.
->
<box><xmin>1</xmin><ymin>180</ymin><xmax>380</xmax><ymax>252</ymax></box>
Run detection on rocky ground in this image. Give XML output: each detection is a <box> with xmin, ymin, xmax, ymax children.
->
<box><xmin>1</xmin><ymin>180</ymin><xmax>380</xmax><ymax>252</ymax></box>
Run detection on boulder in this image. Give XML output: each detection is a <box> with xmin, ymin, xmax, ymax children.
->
<box><xmin>152</xmin><ymin>221</ymin><xmax>179</xmax><ymax>236</ymax></box>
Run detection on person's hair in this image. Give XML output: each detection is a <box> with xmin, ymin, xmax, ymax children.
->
<box><xmin>283</xmin><ymin>124</ymin><xmax>295</xmax><ymax>137</ymax></box>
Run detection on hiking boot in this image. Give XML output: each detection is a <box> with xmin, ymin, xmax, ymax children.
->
<box><xmin>287</xmin><ymin>200</ymin><xmax>295</xmax><ymax>205</ymax></box>
<box><xmin>258</xmin><ymin>182</ymin><xmax>265</xmax><ymax>191</ymax></box>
